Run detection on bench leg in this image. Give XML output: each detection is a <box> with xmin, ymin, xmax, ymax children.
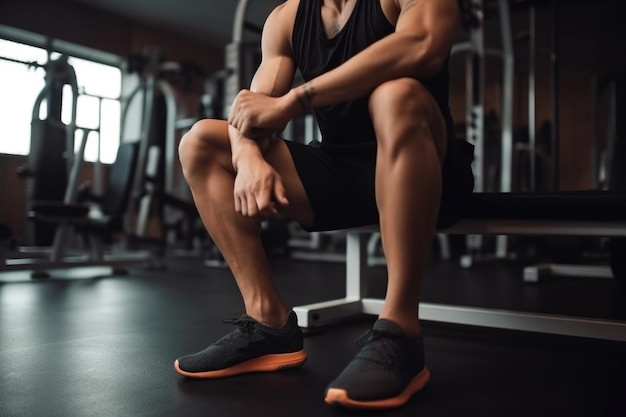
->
<box><xmin>294</xmin><ymin>231</ymin><xmax>370</xmax><ymax>328</ymax></box>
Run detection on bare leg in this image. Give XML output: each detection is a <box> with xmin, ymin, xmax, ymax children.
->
<box><xmin>178</xmin><ymin>119</ymin><xmax>314</xmax><ymax>327</ymax></box>
<box><xmin>369</xmin><ymin>78</ymin><xmax>447</xmax><ymax>339</ymax></box>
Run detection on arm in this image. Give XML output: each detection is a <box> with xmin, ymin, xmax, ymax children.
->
<box><xmin>287</xmin><ymin>0</ymin><xmax>460</xmax><ymax>112</ymax></box>
<box><xmin>229</xmin><ymin>4</ymin><xmax>295</xmax><ymax>217</ymax></box>
<box><xmin>229</xmin><ymin>3</ymin><xmax>296</xmax><ymax>170</ymax></box>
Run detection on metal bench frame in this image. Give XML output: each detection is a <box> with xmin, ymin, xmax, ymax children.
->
<box><xmin>294</xmin><ymin>219</ymin><xmax>626</xmax><ymax>342</ymax></box>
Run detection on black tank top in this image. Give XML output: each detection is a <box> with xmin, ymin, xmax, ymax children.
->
<box><xmin>292</xmin><ymin>0</ymin><xmax>455</xmax><ymax>146</ymax></box>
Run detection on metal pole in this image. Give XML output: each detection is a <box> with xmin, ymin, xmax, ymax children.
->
<box><xmin>94</xmin><ymin>97</ymin><xmax>103</xmax><ymax>195</ymax></box>
<box><xmin>466</xmin><ymin>0</ymin><xmax>485</xmax><ymax>254</ymax></box>
<box><xmin>497</xmin><ymin>0</ymin><xmax>514</xmax><ymax>258</ymax></box>
<box><xmin>528</xmin><ymin>3</ymin><xmax>536</xmax><ymax>192</ymax></box>
<box><xmin>590</xmin><ymin>77</ymin><xmax>599</xmax><ymax>189</ymax></box>
<box><xmin>63</xmin><ymin>129</ymin><xmax>91</xmax><ymax>205</ymax></box>
<box><xmin>51</xmin><ymin>128</ymin><xmax>90</xmax><ymax>262</ymax></box>
<box><xmin>232</xmin><ymin>0</ymin><xmax>250</xmax><ymax>43</ymax></box>
<box><xmin>499</xmin><ymin>0</ymin><xmax>514</xmax><ymax>194</ymax></box>
<box><xmin>467</xmin><ymin>0</ymin><xmax>484</xmax><ymax>193</ymax></box>
<box><xmin>551</xmin><ymin>0</ymin><xmax>560</xmax><ymax>190</ymax></box>
<box><xmin>606</xmin><ymin>81</ymin><xmax>618</xmax><ymax>188</ymax></box>
<box><xmin>158</xmin><ymin>81</ymin><xmax>178</xmax><ymax>195</ymax></box>
<box><xmin>0</xmin><ymin>55</ymin><xmax>45</xmax><ymax>68</ymax></box>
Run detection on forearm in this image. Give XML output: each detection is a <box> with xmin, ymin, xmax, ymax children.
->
<box><xmin>228</xmin><ymin>64</ymin><xmax>287</xmax><ymax>165</ymax></box>
<box><xmin>290</xmin><ymin>31</ymin><xmax>440</xmax><ymax>112</ymax></box>
<box><xmin>229</xmin><ymin>125</ymin><xmax>277</xmax><ymax>171</ymax></box>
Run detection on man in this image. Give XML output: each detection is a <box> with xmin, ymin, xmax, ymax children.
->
<box><xmin>175</xmin><ymin>0</ymin><xmax>473</xmax><ymax>410</ymax></box>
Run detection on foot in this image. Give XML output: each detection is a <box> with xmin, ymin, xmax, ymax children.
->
<box><xmin>324</xmin><ymin>319</ymin><xmax>429</xmax><ymax>410</ymax></box>
<box><xmin>174</xmin><ymin>311</ymin><xmax>307</xmax><ymax>378</ymax></box>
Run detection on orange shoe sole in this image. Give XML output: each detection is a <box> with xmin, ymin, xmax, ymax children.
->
<box><xmin>174</xmin><ymin>350</ymin><xmax>307</xmax><ymax>379</ymax></box>
<box><xmin>324</xmin><ymin>367</ymin><xmax>430</xmax><ymax>410</ymax></box>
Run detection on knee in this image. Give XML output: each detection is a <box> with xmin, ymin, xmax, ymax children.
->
<box><xmin>369</xmin><ymin>78</ymin><xmax>431</xmax><ymax>149</ymax></box>
<box><xmin>178</xmin><ymin>119</ymin><xmax>229</xmax><ymax>180</ymax></box>
<box><xmin>369</xmin><ymin>78</ymin><xmax>430</xmax><ymax>120</ymax></box>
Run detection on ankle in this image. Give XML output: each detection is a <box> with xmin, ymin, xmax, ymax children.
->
<box><xmin>378</xmin><ymin>314</ymin><xmax>422</xmax><ymax>340</ymax></box>
<box><xmin>245</xmin><ymin>304</ymin><xmax>290</xmax><ymax>328</ymax></box>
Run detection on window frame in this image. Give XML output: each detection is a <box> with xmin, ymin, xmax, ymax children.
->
<box><xmin>0</xmin><ymin>24</ymin><xmax>124</xmax><ymax>167</ymax></box>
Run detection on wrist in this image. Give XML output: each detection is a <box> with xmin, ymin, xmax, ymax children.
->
<box><xmin>288</xmin><ymin>85</ymin><xmax>313</xmax><ymax>117</ymax></box>
<box><xmin>232</xmin><ymin>140</ymin><xmax>262</xmax><ymax>172</ymax></box>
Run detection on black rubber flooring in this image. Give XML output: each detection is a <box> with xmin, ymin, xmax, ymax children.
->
<box><xmin>1</xmin><ymin>256</ymin><xmax>625</xmax><ymax>417</ymax></box>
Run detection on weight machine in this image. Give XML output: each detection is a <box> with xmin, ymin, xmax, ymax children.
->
<box><xmin>0</xmin><ymin>54</ymin><xmax>154</xmax><ymax>278</ymax></box>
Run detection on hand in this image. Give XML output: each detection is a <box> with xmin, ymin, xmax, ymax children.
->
<box><xmin>228</xmin><ymin>90</ymin><xmax>297</xmax><ymax>138</ymax></box>
<box><xmin>233</xmin><ymin>153</ymin><xmax>289</xmax><ymax>219</ymax></box>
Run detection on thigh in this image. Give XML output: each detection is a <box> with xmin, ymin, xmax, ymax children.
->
<box><xmin>185</xmin><ymin>119</ymin><xmax>316</xmax><ymax>228</ymax></box>
<box><xmin>263</xmin><ymin>139</ymin><xmax>316</xmax><ymax>229</ymax></box>
<box><xmin>369</xmin><ymin>78</ymin><xmax>448</xmax><ymax>164</ymax></box>
<box><xmin>283</xmin><ymin>141</ymin><xmax>379</xmax><ymax>232</ymax></box>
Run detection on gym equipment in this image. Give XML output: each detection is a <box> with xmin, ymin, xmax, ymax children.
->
<box><xmin>293</xmin><ymin>189</ymin><xmax>626</xmax><ymax>342</ymax></box>
<box><xmin>610</xmin><ymin>238</ymin><xmax>626</xmax><ymax>288</ymax></box>
<box><xmin>223</xmin><ymin>0</ymin><xmax>272</xmax><ymax>117</ymax></box>
<box><xmin>14</xmin><ymin>56</ymin><xmax>78</xmax><ymax>246</ymax></box>
<box><xmin>0</xmin><ymin>222</ymin><xmax>12</xmax><ymax>264</ymax></box>
<box><xmin>120</xmin><ymin>51</ymin><xmax>226</xmax><ymax>259</ymax></box>
<box><xmin>607</xmin><ymin>77</ymin><xmax>626</xmax><ymax>288</ymax></box>
<box><xmin>522</xmin><ymin>74</ymin><xmax>626</xmax><ymax>283</ymax></box>
<box><xmin>0</xmin><ymin>52</ymin><xmax>162</xmax><ymax>278</ymax></box>
<box><xmin>452</xmin><ymin>0</ymin><xmax>515</xmax><ymax>267</ymax></box>
<box><xmin>1</xmin><ymin>137</ymin><xmax>155</xmax><ymax>278</ymax></box>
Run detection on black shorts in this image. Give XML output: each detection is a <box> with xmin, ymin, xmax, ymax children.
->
<box><xmin>284</xmin><ymin>139</ymin><xmax>475</xmax><ymax>232</ymax></box>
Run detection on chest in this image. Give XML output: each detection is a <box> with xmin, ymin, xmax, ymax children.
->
<box><xmin>319</xmin><ymin>0</ymin><xmax>399</xmax><ymax>39</ymax></box>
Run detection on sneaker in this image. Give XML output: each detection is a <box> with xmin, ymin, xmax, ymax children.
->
<box><xmin>174</xmin><ymin>311</ymin><xmax>307</xmax><ymax>378</ymax></box>
<box><xmin>324</xmin><ymin>319</ymin><xmax>430</xmax><ymax>410</ymax></box>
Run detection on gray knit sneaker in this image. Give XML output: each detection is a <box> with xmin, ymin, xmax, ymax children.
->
<box><xmin>174</xmin><ymin>311</ymin><xmax>307</xmax><ymax>378</ymax></box>
<box><xmin>325</xmin><ymin>319</ymin><xmax>430</xmax><ymax>409</ymax></box>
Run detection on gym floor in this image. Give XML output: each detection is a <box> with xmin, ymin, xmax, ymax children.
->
<box><xmin>1</xmin><ymin>254</ymin><xmax>625</xmax><ymax>417</ymax></box>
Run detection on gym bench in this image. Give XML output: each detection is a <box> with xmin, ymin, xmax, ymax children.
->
<box><xmin>293</xmin><ymin>191</ymin><xmax>626</xmax><ymax>342</ymax></box>
<box><xmin>1</xmin><ymin>141</ymin><xmax>155</xmax><ymax>278</ymax></box>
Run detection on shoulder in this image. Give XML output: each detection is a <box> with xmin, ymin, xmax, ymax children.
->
<box><xmin>264</xmin><ymin>0</ymin><xmax>300</xmax><ymax>47</ymax></box>
<box><xmin>266</xmin><ymin>0</ymin><xmax>299</xmax><ymax>33</ymax></box>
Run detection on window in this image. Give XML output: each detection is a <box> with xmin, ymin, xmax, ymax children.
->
<box><xmin>0</xmin><ymin>30</ymin><xmax>122</xmax><ymax>164</ymax></box>
<box><xmin>0</xmin><ymin>40</ymin><xmax>47</xmax><ymax>156</ymax></box>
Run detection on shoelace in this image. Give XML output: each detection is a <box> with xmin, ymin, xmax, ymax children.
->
<box><xmin>222</xmin><ymin>316</ymin><xmax>257</xmax><ymax>332</ymax></box>
<box><xmin>356</xmin><ymin>329</ymin><xmax>407</xmax><ymax>347</ymax></box>
<box><xmin>355</xmin><ymin>330</ymin><xmax>411</xmax><ymax>369</ymax></box>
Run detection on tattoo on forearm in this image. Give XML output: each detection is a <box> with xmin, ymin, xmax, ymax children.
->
<box><xmin>297</xmin><ymin>82</ymin><xmax>316</xmax><ymax>112</ymax></box>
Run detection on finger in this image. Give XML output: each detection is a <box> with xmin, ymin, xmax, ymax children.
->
<box><xmin>234</xmin><ymin>192</ymin><xmax>241</xmax><ymax>213</ymax></box>
<box><xmin>240</xmin><ymin>119</ymin><xmax>251</xmax><ymax>137</ymax></box>
<box><xmin>246</xmin><ymin>192</ymin><xmax>258</xmax><ymax>218</ymax></box>
<box><xmin>256</xmin><ymin>185</ymin><xmax>276</xmax><ymax>216</ymax></box>
<box><xmin>238</xmin><ymin>191</ymin><xmax>248</xmax><ymax>216</ymax></box>
<box><xmin>228</xmin><ymin>98</ymin><xmax>238</xmax><ymax>125</ymax></box>
<box><xmin>229</xmin><ymin>112</ymin><xmax>240</xmax><ymax>130</ymax></box>
<box><xmin>237</xmin><ymin>195</ymin><xmax>247</xmax><ymax>216</ymax></box>
<box><xmin>240</xmin><ymin>200</ymin><xmax>248</xmax><ymax>216</ymax></box>
<box><xmin>273</xmin><ymin>179</ymin><xmax>289</xmax><ymax>207</ymax></box>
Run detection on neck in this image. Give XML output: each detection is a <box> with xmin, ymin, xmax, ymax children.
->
<box><xmin>324</xmin><ymin>0</ymin><xmax>355</xmax><ymax>12</ymax></box>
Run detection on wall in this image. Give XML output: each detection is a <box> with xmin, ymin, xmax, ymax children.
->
<box><xmin>0</xmin><ymin>0</ymin><xmax>225</xmax><ymax>240</ymax></box>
